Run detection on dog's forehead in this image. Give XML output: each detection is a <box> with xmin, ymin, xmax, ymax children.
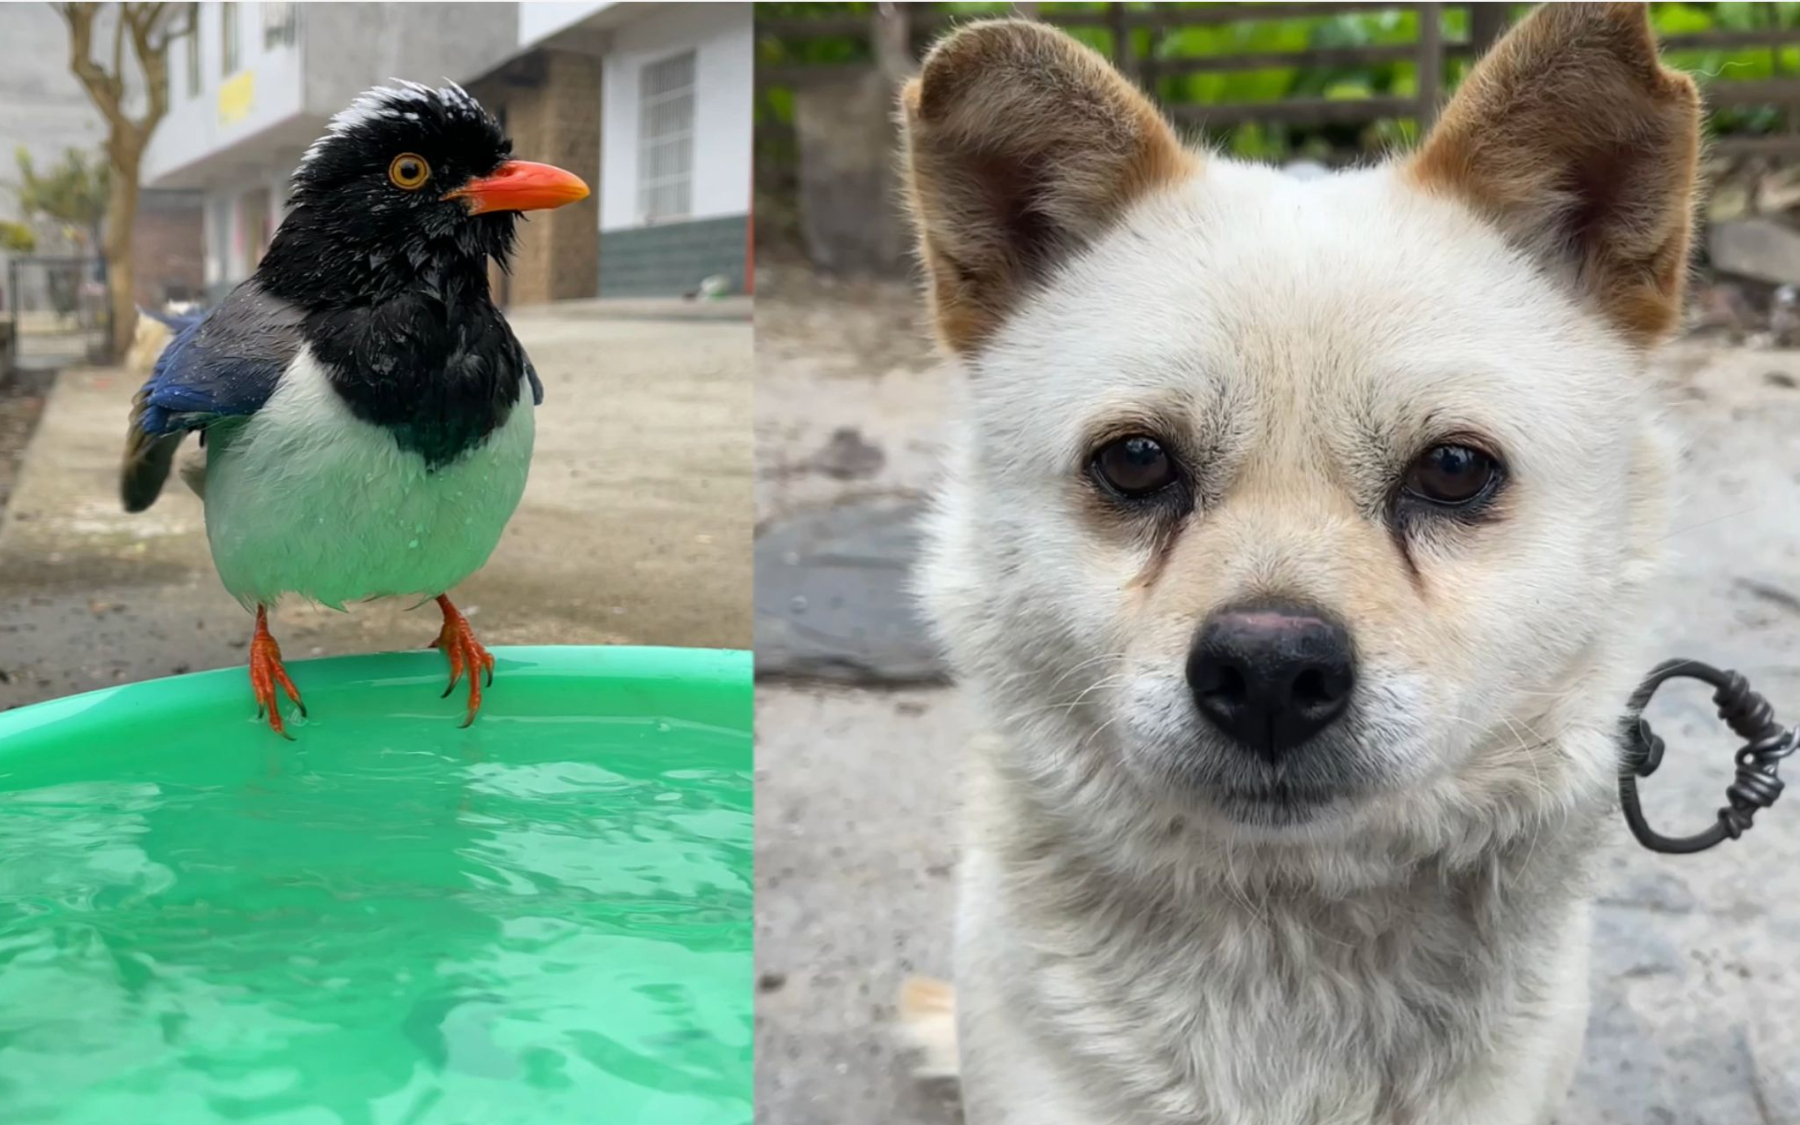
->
<box><xmin>976</xmin><ymin>158</ymin><xmax>1637</xmax><ymax>452</ymax></box>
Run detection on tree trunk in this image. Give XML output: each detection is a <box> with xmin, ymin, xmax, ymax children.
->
<box><xmin>104</xmin><ymin>151</ymin><xmax>139</xmax><ymax>359</ymax></box>
<box><xmin>56</xmin><ymin>1</ymin><xmax>174</xmax><ymax>363</ymax></box>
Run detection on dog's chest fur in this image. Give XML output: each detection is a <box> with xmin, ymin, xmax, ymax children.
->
<box><xmin>964</xmin><ymin>775</ymin><xmax>1605</xmax><ymax>1125</ymax></box>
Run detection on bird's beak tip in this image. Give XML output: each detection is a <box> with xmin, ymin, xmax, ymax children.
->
<box><xmin>443</xmin><ymin>160</ymin><xmax>589</xmax><ymax>215</ymax></box>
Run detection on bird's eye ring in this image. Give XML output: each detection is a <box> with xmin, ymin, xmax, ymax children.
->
<box><xmin>388</xmin><ymin>153</ymin><xmax>430</xmax><ymax>191</ymax></box>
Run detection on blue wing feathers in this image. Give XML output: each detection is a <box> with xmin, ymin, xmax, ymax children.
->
<box><xmin>133</xmin><ymin>281</ymin><xmax>305</xmax><ymax>436</ymax></box>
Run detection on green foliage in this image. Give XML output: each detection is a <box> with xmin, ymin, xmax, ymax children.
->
<box><xmin>0</xmin><ymin>220</ymin><xmax>35</xmax><ymax>252</ymax></box>
<box><xmin>13</xmin><ymin>146</ymin><xmax>109</xmax><ymax>247</ymax></box>
<box><xmin>757</xmin><ymin>2</ymin><xmax>1800</xmax><ymax>166</ymax></box>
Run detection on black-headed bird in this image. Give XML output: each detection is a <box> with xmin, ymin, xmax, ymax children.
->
<box><xmin>121</xmin><ymin>82</ymin><xmax>589</xmax><ymax>737</ymax></box>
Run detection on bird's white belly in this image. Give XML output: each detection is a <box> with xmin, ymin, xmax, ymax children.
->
<box><xmin>202</xmin><ymin>348</ymin><xmax>534</xmax><ymax>610</ymax></box>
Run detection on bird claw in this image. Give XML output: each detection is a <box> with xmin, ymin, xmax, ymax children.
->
<box><xmin>250</xmin><ymin>607</ymin><xmax>304</xmax><ymax>739</ymax></box>
<box><xmin>433</xmin><ymin>595</ymin><xmax>494</xmax><ymax>726</ymax></box>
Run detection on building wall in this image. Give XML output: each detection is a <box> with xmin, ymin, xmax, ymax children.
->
<box><xmin>468</xmin><ymin>49</ymin><xmax>604</xmax><ymax>306</ymax></box>
<box><xmin>145</xmin><ymin>2</ymin><xmax>519</xmax><ymax>187</ymax></box>
<box><xmin>518</xmin><ymin>1</ymin><xmax>622</xmax><ymax>46</ymax></box>
<box><xmin>201</xmin><ymin>162</ymin><xmax>298</xmax><ymax>300</ymax></box>
<box><xmin>131</xmin><ymin>191</ymin><xmax>206</xmax><ymax>307</ymax></box>
<box><xmin>144</xmin><ymin>1</ymin><xmax>306</xmax><ymax>185</ymax></box>
<box><xmin>147</xmin><ymin>1</ymin><xmax>755</xmax><ymax>304</ymax></box>
<box><xmin>597</xmin><ymin>3</ymin><xmax>751</xmax><ymax>296</ymax></box>
<box><xmin>598</xmin><ymin>215</ymin><xmax>747</xmax><ymax>298</ymax></box>
<box><xmin>298</xmin><ymin>4</ymin><xmax>518</xmax><ymax>118</ymax></box>
<box><xmin>599</xmin><ymin>3</ymin><xmax>750</xmax><ymax>230</ymax></box>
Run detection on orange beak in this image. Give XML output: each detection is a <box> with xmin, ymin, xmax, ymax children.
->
<box><xmin>443</xmin><ymin>160</ymin><xmax>589</xmax><ymax>215</ymax></box>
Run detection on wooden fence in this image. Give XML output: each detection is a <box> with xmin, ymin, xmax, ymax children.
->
<box><xmin>757</xmin><ymin>2</ymin><xmax>1800</xmax><ymax>156</ymax></box>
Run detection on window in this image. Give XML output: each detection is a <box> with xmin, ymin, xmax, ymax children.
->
<box><xmin>637</xmin><ymin>50</ymin><xmax>695</xmax><ymax>224</ymax></box>
<box><xmin>184</xmin><ymin>8</ymin><xmax>201</xmax><ymax>97</ymax></box>
<box><xmin>220</xmin><ymin>3</ymin><xmax>238</xmax><ymax>75</ymax></box>
<box><xmin>262</xmin><ymin>2</ymin><xmax>296</xmax><ymax>49</ymax></box>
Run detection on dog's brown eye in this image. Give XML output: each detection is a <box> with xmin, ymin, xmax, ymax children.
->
<box><xmin>1093</xmin><ymin>435</ymin><xmax>1177</xmax><ymax>498</ymax></box>
<box><xmin>1404</xmin><ymin>444</ymin><xmax>1498</xmax><ymax>505</ymax></box>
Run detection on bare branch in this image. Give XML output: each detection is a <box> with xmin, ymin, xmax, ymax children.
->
<box><xmin>110</xmin><ymin>2</ymin><xmax>125</xmax><ymax>90</ymax></box>
<box><xmin>124</xmin><ymin>2</ymin><xmax>171</xmax><ymax>133</ymax></box>
<box><xmin>58</xmin><ymin>1</ymin><xmax>126</xmax><ymax>128</ymax></box>
<box><xmin>144</xmin><ymin>2</ymin><xmax>176</xmax><ymax>52</ymax></box>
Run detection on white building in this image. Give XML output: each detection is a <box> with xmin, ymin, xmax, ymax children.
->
<box><xmin>524</xmin><ymin>2</ymin><xmax>752</xmax><ymax>296</ymax></box>
<box><xmin>141</xmin><ymin>2</ymin><xmax>752</xmax><ymax>303</ymax></box>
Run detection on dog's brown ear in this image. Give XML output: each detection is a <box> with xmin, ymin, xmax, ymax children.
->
<box><xmin>1410</xmin><ymin>3</ymin><xmax>1700</xmax><ymax>344</ymax></box>
<box><xmin>900</xmin><ymin>20</ymin><xmax>1193</xmax><ymax>354</ymax></box>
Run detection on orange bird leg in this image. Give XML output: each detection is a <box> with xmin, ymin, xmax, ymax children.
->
<box><xmin>249</xmin><ymin>605</ymin><xmax>305</xmax><ymax>739</ymax></box>
<box><xmin>431</xmin><ymin>594</ymin><xmax>494</xmax><ymax>727</ymax></box>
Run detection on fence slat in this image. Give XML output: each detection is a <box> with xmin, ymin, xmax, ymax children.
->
<box><xmin>1145</xmin><ymin>2</ymin><xmax>1412</xmax><ymax>27</ymax></box>
<box><xmin>1661</xmin><ymin>28</ymin><xmax>1800</xmax><ymax>50</ymax></box>
<box><xmin>1155</xmin><ymin>44</ymin><xmax>1417</xmax><ymax>76</ymax></box>
<box><xmin>1704</xmin><ymin>78</ymin><xmax>1800</xmax><ymax>107</ymax></box>
<box><xmin>1710</xmin><ymin>134</ymin><xmax>1800</xmax><ymax>156</ymax></box>
<box><xmin>756</xmin><ymin>15</ymin><xmax>871</xmax><ymax>39</ymax></box>
<box><xmin>1169</xmin><ymin>95</ymin><xmax>1417</xmax><ymax>128</ymax></box>
<box><xmin>756</xmin><ymin>63</ymin><xmax>863</xmax><ymax>89</ymax></box>
<box><xmin>1415</xmin><ymin>2</ymin><xmax>1443</xmax><ymax>132</ymax></box>
<box><xmin>1109</xmin><ymin>2</ymin><xmax>1135</xmax><ymax>81</ymax></box>
<box><xmin>758</xmin><ymin>4</ymin><xmax>1800</xmax><ymax>150</ymax></box>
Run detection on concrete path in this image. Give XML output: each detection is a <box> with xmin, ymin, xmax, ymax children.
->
<box><xmin>753</xmin><ymin>276</ymin><xmax>1800</xmax><ymax>1125</ymax></box>
<box><xmin>0</xmin><ymin>299</ymin><xmax>752</xmax><ymax>709</ymax></box>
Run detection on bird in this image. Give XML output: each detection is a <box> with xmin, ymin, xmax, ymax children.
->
<box><xmin>119</xmin><ymin>81</ymin><xmax>589</xmax><ymax>737</ymax></box>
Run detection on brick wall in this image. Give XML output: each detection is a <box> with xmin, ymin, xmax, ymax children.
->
<box><xmin>470</xmin><ymin>49</ymin><xmax>602</xmax><ymax>308</ymax></box>
<box><xmin>130</xmin><ymin>190</ymin><xmax>205</xmax><ymax>307</ymax></box>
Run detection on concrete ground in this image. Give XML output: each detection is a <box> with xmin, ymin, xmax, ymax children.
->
<box><xmin>0</xmin><ymin>297</ymin><xmax>752</xmax><ymax>709</ymax></box>
<box><xmin>754</xmin><ymin>275</ymin><xmax>1800</xmax><ymax>1125</ymax></box>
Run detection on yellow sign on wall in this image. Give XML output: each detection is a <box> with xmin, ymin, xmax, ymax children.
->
<box><xmin>218</xmin><ymin>71</ymin><xmax>254</xmax><ymax>127</ymax></box>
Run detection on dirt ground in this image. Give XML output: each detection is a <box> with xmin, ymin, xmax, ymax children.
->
<box><xmin>0</xmin><ymin>368</ymin><xmax>50</xmax><ymax>514</ymax></box>
<box><xmin>754</xmin><ymin>274</ymin><xmax>1800</xmax><ymax>1125</ymax></box>
<box><xmin>753</xmin><ymin>266</ymin><xmax>946</xmax><ymax>527</ymax></box>
<box><xmin>0</xmin><ymin>298</ymin><xmax>752</xmax><ymax>709</ymax></box>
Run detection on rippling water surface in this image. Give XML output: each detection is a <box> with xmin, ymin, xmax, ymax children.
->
<box><xmin>0</xmin><ymin>711</ymin><xmax>752</xmax><ymax>1124</ymax></box>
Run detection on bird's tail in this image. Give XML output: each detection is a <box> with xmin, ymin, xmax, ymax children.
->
<box><xmin>121</xmin><ymin>384</ymin><xmax>182</xmax><ymax>513</ymax></box>
<box><xmin>897</xmin><ymin>976</ymin><xmax>960</xmax><ymax>1080</ymax></box>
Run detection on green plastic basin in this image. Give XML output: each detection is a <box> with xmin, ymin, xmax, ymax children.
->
<box><xmin>0</xmin><ymin>646</ymin><xmax>753</xmax><ymax>1125</ymax></box>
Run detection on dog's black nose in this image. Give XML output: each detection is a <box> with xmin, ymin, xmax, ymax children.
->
<box><xmin>1186</xmin><ymin>604</ymin><xmax>1355</xmax><ymax>761</ymax></box>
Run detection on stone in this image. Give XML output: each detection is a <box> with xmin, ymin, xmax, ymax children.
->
<box><xmin>810</xmin><ymin>426</ymin><xmax>885</xmax><ymax>481</ymax></box>
<box><xmin>1757</xmin><ymin>165</ymin><xmax>1800</xmax><ymax>215</ymax></box>
<box><xmin>1708</xmin><ymin>179</ymin><xmax>1753</xmax><ymax>223</ymax></box>
<box><xmin>1688</xmin><ymin>280</ymin><xmax>1762</xmax><ymax>338</ymax></box>
<box><xmin>1708</xmin><ymin>218</ymin><xmax>1800</xmax><ymax>287</ymax></box>
<box><xmin>754</xmin><ymin>496</ymin><xmax>947</xmax><ymax>683</ymax></box>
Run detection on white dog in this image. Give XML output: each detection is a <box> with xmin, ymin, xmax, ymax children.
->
<box><xmin>897</xmin><ymin>5</ymin><xmax>1698</xmax><ymax>1123</ymax></box>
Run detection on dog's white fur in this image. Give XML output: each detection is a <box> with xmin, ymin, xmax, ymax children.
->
<box><xmin>900</xmin><ymin>7</ymin><xmax>1697</xmax><ymax>1124</ymax></box>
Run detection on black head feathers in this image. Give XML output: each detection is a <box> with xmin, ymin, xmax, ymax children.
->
<box><xmin>259</xmin><ymin>82</ymin><xmax>581</xmax><ymax>308</ymax></box>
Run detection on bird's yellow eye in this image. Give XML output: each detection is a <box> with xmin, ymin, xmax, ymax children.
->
<box><xmin>388</xmin><ymin>153</ymin><xmax>430</xmax><ymax>190</ymax></box>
